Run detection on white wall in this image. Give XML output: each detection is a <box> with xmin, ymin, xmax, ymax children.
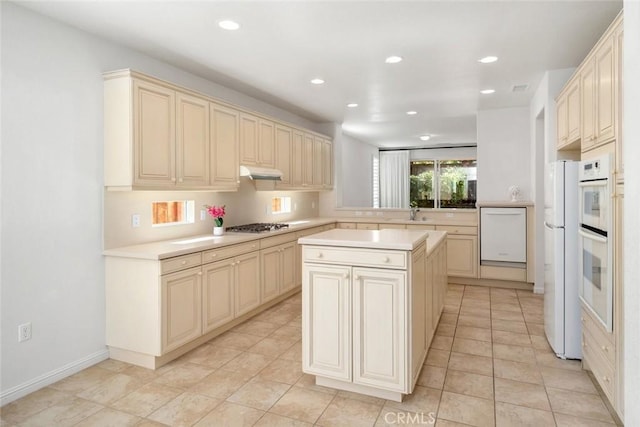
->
<box><xmin>529</xmin><ymin>69</ymin><xmax>575</xmax><ymax>293</ymax></box>
<box><xmin>623</xmin><ymin>1</ymin><xmax>640</xmax><ymax>424</ymax></box>
<box><xmin>0</xmin><ymin>2</ymin><xmax>323</xmax><ymax>403</ymax></box>
<box><xmin>476</xmin><ymin>107</ymin><xmax>531</xmax><ymax>202</ymax></box>
<box><xmin>340</xmin><ymin>134</ymin><xmax>378</xmax><ymax>208</ymax></box>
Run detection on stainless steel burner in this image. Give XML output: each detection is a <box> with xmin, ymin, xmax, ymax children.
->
<box><xmin>225</xmin><ymin>223</ymin><xmax>290</xmax><ymax>233</ymax></box>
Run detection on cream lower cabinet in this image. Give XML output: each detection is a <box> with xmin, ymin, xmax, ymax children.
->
<box><xmin>301</xmin><ymin>237</ymin><xmax>445</xmax><ymax>401</ymax></box>
<box><xmin>436</xmin><ymin>225</ymin><xmax>477</xmax><ymax>278</ymax></box>
<box><xmin>234</xmin><ymin>252</ymin><xmax>261</xmax><ymax>316</ymax></box>
<box><xmin>260</xmin><ymin>241</ymin><xmax>296</xmax><ymax>303</ymax></box>
<box><xmin>161</xmin><ymin>266</ymin><xmax>203</xmax><ymax>353</ymax></box>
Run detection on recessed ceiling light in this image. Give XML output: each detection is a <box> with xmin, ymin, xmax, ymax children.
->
<box><xmin>480</xmin><ymin>89</ymin><xmax>496</xmax><ymax>94</ymax></box>
<box><xmin>310</xmin><ymin>78</ymin><xmax>325</xmax><ymax>85</ymax></box>
<box><xmin>420</xmin><ymin>135</ymin><xmax>431</xmax><ymax>141</ymax></box>
<box><xmin>478</xmin><ymin>56</ymin><xmax>498</xmax><ymax>64</ymax></box>
<box><xmin>406</xmin><ymin>111</ymin><xmax>418</xmax><ymax>116</ymax></box>
<box><xmin>347</xmin><ymin>103</ymin><xmax>359</xmax><ymax>108</ymax></box>
<box><xmin>385</xmin><ymin>55</ymin><xmax>403</xmax><ymax>64</ymax></box>
<box><xmin>218</xmin><ymin>20</ymin><xmax>240</xmax><ymax>30</ymax></box>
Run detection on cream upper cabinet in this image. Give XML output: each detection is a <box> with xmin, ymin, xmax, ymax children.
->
<box><xmin>291</xmin><ymin>130</ymin><xmax>304</xmax><ymax>187</ymax></box>
<box><xmin>275</xmin><ymin>125</ymin><xmax>292</xmax><ymax>187</ymax></box>
<box><xmin>580</xmin><ymin>20</ymin><xmax>620</xmax><ymax>153</ymax></box>
<box><xmin>303</xmin><ymin>134</ymin><xmax>314</xmax><ymax>187</ymax></box>
<box><xmin>240</xmin><ymin>114</ymin><xmax>275</xmax><ymax>168</ymax></box>
<box><xmin>557</xmin><ymin>77</ymin><xmax>581</xmax><ymax>150</ymax></box>
<box><xmin>176</xmin><ymin>93</ymin><xmax>210</xmax><ymax>187</ymax></box>
<box><xmin>322</xmin><ymin>139</ymin><xmax>333</xmax><ymax>189</ymax></box>
<box><xmin>240</xmin><ymin>113</ymin><xmax>259</xmax><ymax>165</ymax></box>
<box><xmin>259</xmin><ymin>119</ymin><xmax>276</xmax><ymax>168</ymax></box>
<box><xmin>133</xmin><ymin>79</ymin><xmax>176</xmax><ymax>186</ymax></box>
<box><xmin>210</xmin><ymin>103</ymin><xmax>239</xmax><ymax>190</ymax></box>
<box><xmin>566</xmin><ymin>79</ymin><xmax>581</xmax><ymax>144</ymax></box>
<box><xmin>313</xmin><ymin>137</ymin><xmax>323</xmax><ymax>187</ymax></box>
<box><xmin>556</xmin><ymin>93</ymin><xmax>569</xmax><ymax>148</ymax></box>
<box><xmin>161</xmin><ymin>266</ymin><xmax>202</xmax><ymax>353</ymax></box>
<box><xmin>581</xmin><ymin>59</ymin><xmax>597</xmax><ymax>150</ymax></box>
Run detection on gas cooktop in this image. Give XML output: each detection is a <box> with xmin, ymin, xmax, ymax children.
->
<box><xmin>225</xmin><ymin>223</ymin><xmax>290</xmax><ymax>233</ymax></box>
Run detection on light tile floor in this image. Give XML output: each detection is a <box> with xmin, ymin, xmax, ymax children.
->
<box><xmin>0</xmin><ymin>285</ymin><xmax>622</xmax><ymax>426</ymax></box>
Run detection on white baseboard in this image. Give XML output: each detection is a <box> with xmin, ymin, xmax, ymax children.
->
<box><xmin>0</xmin><ymin>349</ymin><xmax>109</xmax><ymax>406</ymax></box>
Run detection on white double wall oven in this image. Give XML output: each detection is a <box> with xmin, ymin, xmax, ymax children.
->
<box><xmin>578</xmin><ymin>155</ymin><xmax>613</xmax><ymax>332</ymax></box>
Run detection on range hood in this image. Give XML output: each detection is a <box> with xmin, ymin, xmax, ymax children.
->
<box><xmin>239</xmin><ymin>165</ymin><xmax>283</xmax><ymax>181</ymax></box>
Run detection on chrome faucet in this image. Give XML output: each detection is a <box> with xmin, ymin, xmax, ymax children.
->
<box><xmin>409</xmin><ymin>205</ymin><xmax>419</xmax><ymax>221</ymax></box>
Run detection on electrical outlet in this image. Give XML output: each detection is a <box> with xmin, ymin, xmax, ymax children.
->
<box><xmin>131</xmin><ymin>214</ymin><xmax>141</xmax><ymax>228</ymax></box>
<box><xmin>200</xmin><ymin>209</ymin><xmax>206</xmax><ymax>221</ymax></box>
<box><xmin>18</xmin><ymin>323</ymin><xmax>31</xmax><ymax>342</ymax></box>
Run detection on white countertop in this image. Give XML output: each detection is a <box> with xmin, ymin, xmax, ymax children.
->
<box><xmin>298</xmin><ymin>229</ymin><xmax>446</xmax><ymax>251</ymax></box>
<box><xmin>103</xmin><ymin>218</ymin><xmax>336</xmax><ymax>260</ymax></box>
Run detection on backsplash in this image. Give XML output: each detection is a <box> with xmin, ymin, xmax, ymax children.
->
<box><xmin>104</xmin><ymin>178</ymin><xmax>320</xmax><ymax>248</ymax></box>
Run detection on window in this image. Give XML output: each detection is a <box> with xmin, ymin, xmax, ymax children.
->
<box><xmin>152</xmin><ymin>200</ymin><xmax>195</xmax><ymax>226</ymax></box>
<box><xmin>410</xmin><ymin>159</ymin><xmax>477</xmax><ymax>209</ymax></box>
<box><xmin>271</xmin><ymin>196</ymin><xmax>291</xmax><ymax>214</ymax></box>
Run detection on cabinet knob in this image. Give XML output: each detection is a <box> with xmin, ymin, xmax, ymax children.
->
<box><xmin>236</xmin><ymin>260</ymin><xmax>241</xmax><ymax>265</ymax></box>
<box><xmin>581</xmin><ymin>317</ymin><xmax>585</xmax><ymax>323</ymax></box>
<box><xmin>601</xmin><ymin>345</ymin><xmax>609</xmax><ymax>352</ymax></box>
<box><xmin>343</xmin><ymin>273</ymin><xmax>350</xmax><ymax>279</ymax></box>
<box><xmin>211</xmin><ymin>254</ymin><xmax>217</xmax><ymax>258</ymax></box>
<box><xmin>317</xmin><ymin>252</ymin><xmax>323</xmax><ymax>258</ymax></box>
<box><xmin>178</xmin><ymin>178</ymin><xmax>183</xmax><ymax>183</ymax></box>
<box><xmin>252</xmin><ymin>244</ymin><xmax>256</xmax><ymax>248</ymax></box>
<box><xmin>197</xmin><ymin>271</ymin><xmax>203</xmax><ymax>276</ymax></box>
<box><xmin>230</xmin><ymin>262</ymin><xmax>236</xmax><ymax>266</ymax></box>
<box><xmin>603</xmin><ymin>376</ymin><xmax>610</xmax><ymax>382</ymax></box>
<box><xmin>171</xmin><ymin>177</ymin><xmax>176</xmax><ymax>182</ymax></box>
<box><xmin>353</xmin><ymin>275</ymin><xmax>360</xmax><ymax>280</ymax></box>
<box><xmin>181</xmin><ymin>260</ymin><xmax>187</xmax><ymax>265</ymax></box>
<box><xmin>383</xmin><ymin>256</ymin><xmax>390</xmax><ymax>263</ymax></box>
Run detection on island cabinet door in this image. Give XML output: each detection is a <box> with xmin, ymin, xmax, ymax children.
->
<box><xmin>302</xmin><ymin>264</ymin><xmax>352</xmax><ymax>381</ymax></box>
<box><xmin>352</xmin><ymin>267</ymin><xmax>407</xmax><ymax>392</ymax></box>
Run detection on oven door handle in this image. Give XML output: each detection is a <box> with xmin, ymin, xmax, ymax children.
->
<box><xmin>579</xmin><ymin>228</ymin><xmax>608</xmax><ymax>243</ymax></box>
<box><xmin>579</xmin><ymin>180</ymin><xmax>607</xmax><ymax>187</ymax></box>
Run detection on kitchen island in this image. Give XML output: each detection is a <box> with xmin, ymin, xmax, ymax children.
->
<box><xmin>299</xmin><ymin>228</ymin><xmax>447</xmax><ymax>402</ymax></box>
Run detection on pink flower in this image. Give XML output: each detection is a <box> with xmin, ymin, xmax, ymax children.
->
<box><xmin>204</xmin><ymin>205</ymin><xmax>226</xmax><ymax>226</ymax></box>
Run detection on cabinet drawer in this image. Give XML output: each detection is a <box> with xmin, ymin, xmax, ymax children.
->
<box><xmin>581</xmin><ymin>307</ymin><xmax>614</xmax><ymax>365</ymax></box>
<box><xmin>261</xmin><ymin>232</ymin><xmax>297</xmax><ymax>249</ymax></box>
<box><xmin>436</xmin><ymin>225</ymin><xmax>477</xmax><ymax>235</ymax></box>
<box><xmin>297</xmin><ymin>226</ymin><xmax>325</xmax><ymax>239</ymax></box>
<box><xmin>303</xmin><ymin>246</ymin><xmax>407</xmax><ymax>269</ymax></box>
<box><xmin>337</xmin><ymin>222</ymin><xmax>356</xmax><ymax>229</ymax></box>
<box><xmin>161</xmin><ymin>253</ymin><xmax>202</xmax><ymax>275</ymax></box>
<box><xmin>202</xmin><ymin>241</ymin><xmax>259</xmax><ymax>264</ymax></box>
<box><xmin>582</xmin><ymin>329</ymin><xmax>615</xmax><ymax>402</ymax></box>
<box><xmin>356</xmin><ymin>223</ymin><xmax>379</xmax><ymax>230</ymax></box>
<box><xmin>406</xmin><ymin>224</ymin><xmax>436</xmax><ymax>231</ymax></box>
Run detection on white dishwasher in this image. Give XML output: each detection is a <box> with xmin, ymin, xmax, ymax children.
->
<box><xmin>480</xmin><ymin>207</ymin><xmax>526</xmax><ymax>265</ymax></box>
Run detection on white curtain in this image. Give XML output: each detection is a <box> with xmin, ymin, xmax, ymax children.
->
<box><xmin>379</xmin><ymin>150</ymin><xmax>409</xmax><ymax>208</ymax></box>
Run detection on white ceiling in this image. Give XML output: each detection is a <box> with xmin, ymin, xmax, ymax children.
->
<box><xmin>17</xmin><ymin>0</ymin><xmax>622</xmax><ymax>148</ymax></box>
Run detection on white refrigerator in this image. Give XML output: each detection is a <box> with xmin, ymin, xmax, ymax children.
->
<box><xmin>544</xmin><ymin>160</ymin><xmax>581</xmax><ymax>359</ymax></box>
